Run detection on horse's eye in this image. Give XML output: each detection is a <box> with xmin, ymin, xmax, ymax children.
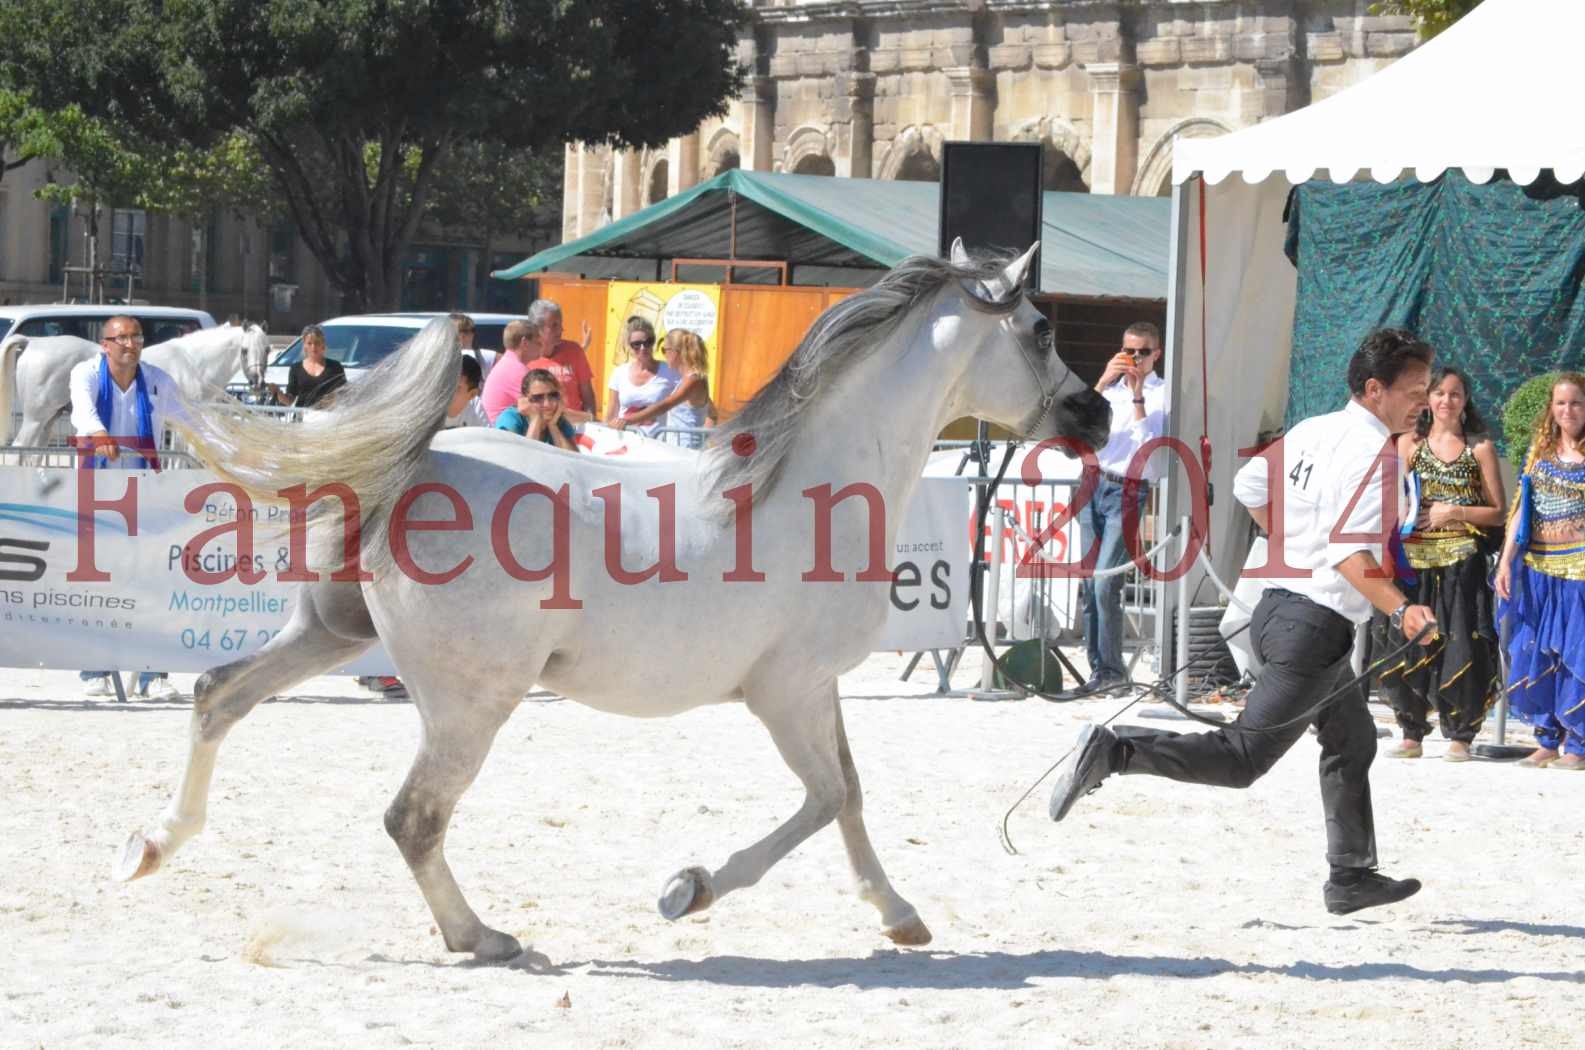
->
<box><xmin>1034</xmin><ymin>320</ymin><xmax>1054</xmax><ymax>353</ymax></box>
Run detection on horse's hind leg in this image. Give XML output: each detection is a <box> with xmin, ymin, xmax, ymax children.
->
<box><xmin>383</xmin><ymin>688</ymin><xmax>521</xmax><ymax>962</ymax></box>
<box><xmin>113</xmin><ymin>581</ymin><xmax>375</xmax><ymax>881</ymax></box>
<box><xmin>658</xmin><ymin>677</ymin><xmax>926</xmax><ymax>944</ymax></box>
<box><xmin>832</xmin><ymin>700</ymin><xmax>931</xmax><ymax>945</ymax></box>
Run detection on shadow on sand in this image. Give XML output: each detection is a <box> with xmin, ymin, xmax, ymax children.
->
<box><xmin>572</xmin><ymin>945</ymin><xmax>1585</xmax><ymax>990</ymax></box>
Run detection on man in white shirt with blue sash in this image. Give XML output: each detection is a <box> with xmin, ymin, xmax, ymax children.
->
<box><xmin>69</xmin><ymin>315</ymin><xmax>188</xmax><ymax>700</ymax></box>
<box><xmin>1048</xmin><ymin>328</ymin><xmax>1438</xmax><ymax>915</ymax></box>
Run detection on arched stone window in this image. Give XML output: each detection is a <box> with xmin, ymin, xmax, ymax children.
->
<box><xmin>878</xmin><ymin>124</ymin><xmax>945</xmax><ymax>182</ymax></box>
<box><xmin>792</xmin><ymin>153</ymin><xmax>835</xmax><ymax>176</ymax></box>
<box><xmin>782</xmin><ymin>125</ymin><xmax>833</xmax><ymax>177</ymax></box>
<box><xmin>1010</xmin><ymin>117</ymin><xmax>1092</xmax><ymax>193</ymax></box>
<box><xmin>705</xmin><ymin>128</ymin><xmax>742</xmax><ymax>178</ymax></box>
<box><xmin>647</xmin><ymin>158</ymin><xmax>669</xmax><ymax>206</ymax></box>
<box><xmin>1043</xmin><ymin>150</ymin><xmax>1088</xmax><ymax>193</ymax></box>
<box><xmin>1132</xmin><ymin>118</ymin><xmax>1233</xmax><ymax>198</ymax></box>
<box><xmin>894</xmin><ymin>150</ymin><xmax>940</xmax><ymax>182</ymax></box>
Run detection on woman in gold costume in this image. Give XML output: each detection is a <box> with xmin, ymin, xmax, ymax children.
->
<box><xmin>1494</xmin><ymin>373</ymin><xmax>1585</xmax><ymax>770</ymax></box>
<box><xmin>1376</xmin><ymin>367</ymin><xmax>1505</xmax><ymax>761</ymax></box>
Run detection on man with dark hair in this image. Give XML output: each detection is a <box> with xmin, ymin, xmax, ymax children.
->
<box><xmin>1055</xmin><ymin>319</ymin><xmax>1167</xmax><ymax>699</ymax></box>
<box><xmin>1048</xmin><ymin>326</ymin><xmax>1436</xmax><ymax>915</ymax></box>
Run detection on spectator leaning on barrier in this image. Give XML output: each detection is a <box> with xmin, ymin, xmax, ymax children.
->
<box><xmin>268</xmin><ymin>324</ymin><xmax>347</xmax><ymax>409</ymax></box>
<box><xmin>479</xmin><ymin>318</ymin><xmax>538</xmax><ymax>423</ymax></box>
<box><xmin>613</xmin><ymin>327</ymin><xmax>716</xmax><ymax>447</ymax></box>
<box><xmin>522</xmin><ymin>299</ymin><xmax>596</xmax><ymax>418</ymax></box>
<box><xmin>1054</xmin><ymin>320</ymin><xmax>1168</xmax><ymax>700</ymax></box>
<box><xmin>68</xmin><ymin>315</ymin><xmax>187</xmax><ymax>701</ymax></box>
<box><xmin>494</xmin><ymin>368</ymin><xmax>580</xmax><ymax>452</ymax></box>
<box><xmin>605</xmin><ymin>316</ymin><xmax>680</xmax><ymax>437</ymax></box>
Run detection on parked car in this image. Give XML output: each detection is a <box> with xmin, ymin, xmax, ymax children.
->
<box><xmin>0</xmin><ymin>303</ymin><xmax>216</xmax><ymax>345</ymax></box>
<box><xmin>247</xmin><ymin>312</ymin><xmax>525</xmax><ymax>391</ymax></box>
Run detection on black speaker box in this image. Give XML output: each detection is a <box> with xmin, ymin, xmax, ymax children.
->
<box><xmin>938</xmin><ymin>141</ymin><xmax>1044</xmax><ymax>290</ymax></box>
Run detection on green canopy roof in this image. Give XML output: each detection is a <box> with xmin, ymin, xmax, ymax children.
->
<box><xmin>493</xmin><ymin>169</ymin><xmax>1169</xmax><ymax>300</ymax></box>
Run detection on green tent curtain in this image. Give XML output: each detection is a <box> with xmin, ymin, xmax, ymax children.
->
<box><xmin>1286</xmin><ymin>173</ymin><xmax>1585</xmax><ymax>450</ymax></box>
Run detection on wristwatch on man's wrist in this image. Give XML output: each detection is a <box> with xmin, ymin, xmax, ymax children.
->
<box><xmin>1389</xmin><ymin>601</ymin><xmax>1410</xmax><ymax>634</ymax></box>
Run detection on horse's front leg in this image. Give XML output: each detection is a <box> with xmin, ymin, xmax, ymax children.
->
<box><xmin>831</xmin><ymin>697</ymin><xmax>931</xmax><ymax>945</ymax></box>
<box><xmin>384</xmin><ymin>689</ymin><xmax>522</xmax><ymax>963</ymax></box>
<box><xmin>114</xmin><ymin>584</ymin><xmax>375</xmax><ymax>881</ymax></box>
<box><xmin>657</xmin><ymin>678</ymin><xmax>927</xmax><ymax>945</ymax></box>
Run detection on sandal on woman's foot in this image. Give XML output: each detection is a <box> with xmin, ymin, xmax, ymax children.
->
<box><xmin>1550</xmin><ymin>753</ymin><xmax>1585</xmax><ymax>771</ymax></box>
<box><xmin>1517</xmin><ymin>749</ymin><xmax>1559</xmax><ymax>768</ymax></box>
<box><xmin>1386</xmin><ymin>739</ymin><xmax>1423</xmax><ymax>758</ymax></box>
<box><xmin>1443</xmin><ymin>743</ymin><xmax>1472</xmax><ymax>763</ymax></box>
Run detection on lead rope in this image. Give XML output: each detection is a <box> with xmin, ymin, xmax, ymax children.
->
<box><xmin>970</xmin><ymin>440</ymin><xmax>1435</xmax><ymax>853</ymax></box>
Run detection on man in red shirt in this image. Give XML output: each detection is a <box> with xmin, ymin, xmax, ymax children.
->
<box><xmin>523</xmin><ymin>299</ymin><xmax>596</xmax><ymax>416</ymax></box>
<box><xmin>480</xmin><ymin>302</ymin><xmax>596</xmax><ymax>423</ymax></box>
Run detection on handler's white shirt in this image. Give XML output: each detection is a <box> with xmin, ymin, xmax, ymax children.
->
<box><xmin>1095</xmin><ymin>372</ymin><xmax>1167</xmax><ymax>482</ymax></box>
<box><xmin>1232</xmin><ymin>399</ymin><xmax>1394</xmax><ymax>624</ymax></box>
<box><xmin>69</xmin><ymin>358</ymin><xmax>188</xmax><ymax>468</ymax></box>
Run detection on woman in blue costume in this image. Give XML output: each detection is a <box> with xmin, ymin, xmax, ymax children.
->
<box><xmin>1494</xmin><ymin>373</ymin><xmax>1585</xmax><ymax>770</ymax></box>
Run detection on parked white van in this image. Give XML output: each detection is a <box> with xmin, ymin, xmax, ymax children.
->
<box><xmin>0</xmin><ymin>304</ymin><xmax>216</xmax><ymax>346</ymax></box>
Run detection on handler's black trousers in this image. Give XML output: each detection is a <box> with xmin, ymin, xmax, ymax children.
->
<box><xmin>1118</xmin><ymin>588</ymin><xmax>1379</xmax><ymax>870</ymax></box>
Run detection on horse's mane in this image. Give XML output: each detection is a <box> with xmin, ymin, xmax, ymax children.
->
<box><xmin>706</xmin><ymin>251</ymin><xmax>1014</xmax><ymax>504</ymax></box>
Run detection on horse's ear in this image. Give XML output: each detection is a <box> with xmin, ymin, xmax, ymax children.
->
<box><xmin>949</xmin><ymin>237</ymin><xmax>971</xmax><ymax>268</ymax></box>
<box><xmin>999</xmin><ymin>243</ymin><xmax>1039</xmax><ymax>297</ymax></box>
<box><xmin>963</xmin><ymin>243</ymin><xmax>1039</xmax><ymax>309</ymax></box>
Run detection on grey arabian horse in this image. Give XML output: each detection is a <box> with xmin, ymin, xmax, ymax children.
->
<box><xmin>114</xmin><ymin>244</ymin><xmax>1110</xmax><ymax>962</ymax></box>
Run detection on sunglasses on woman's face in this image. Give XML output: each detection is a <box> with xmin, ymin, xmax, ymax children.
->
<box><xmin>630</xmin><ymin>338</ymin><xmax>655</xmax><ymax>349</ymax></box>
<box><xmin>528</xmin><ymin>391</ymin><xmax>561</xmax><ymax>404</ymax></box>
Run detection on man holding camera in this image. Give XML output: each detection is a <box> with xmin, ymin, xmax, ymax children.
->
<box><xmin>1056</xmin><ymin>321</ymin><xmax>1166</xmax><ymax>700</ymax></box>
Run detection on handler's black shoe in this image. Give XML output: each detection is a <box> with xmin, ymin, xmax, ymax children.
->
<box><xmin>1048</xmin><ymin>723</ymin><xmax>1122</xmax><ymax>822</ymax></box>
<box><xmin>1323</xmin><ymin>870</ymin><xmax>1422</xmax><ymax>915</ymax></box>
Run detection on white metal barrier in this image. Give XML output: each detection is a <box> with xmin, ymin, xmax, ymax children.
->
<box><xmin>646</xmin><ymin>425</ymin><xmax>713</xmax><ymax>448</ymax></box>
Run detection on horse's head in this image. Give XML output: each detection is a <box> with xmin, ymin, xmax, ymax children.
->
<box><xmin>239</xmin><ymin>324</ymin><xmax>270</xmax><ymax>391</ymax></box>
<box><xmin>941</xmin><ymin>240</ymin><xmax>1111</xmax><ymax>456</ymax></box>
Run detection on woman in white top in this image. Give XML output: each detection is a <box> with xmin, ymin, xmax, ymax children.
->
<box><xmin>613</xmin><ymin>327</ymin><xmax>716</xmax><ymax>448</ymax></box>
<box><xmin>605</xmin><ymin>316</ymin><xmax>678</xmax><ymax>436</ymax></box>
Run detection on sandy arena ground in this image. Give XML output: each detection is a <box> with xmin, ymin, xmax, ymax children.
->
<box><xmin>0</xmin><ymin>654</ymin><xmax>1579</xmax><ymax>1050</ymax></box>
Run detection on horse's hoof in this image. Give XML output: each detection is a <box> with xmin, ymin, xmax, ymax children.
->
<box><xmin>882</xmin><ymin>912</ymin><xmax>933</xmax><ymax>947</ymax></box>
<box><xmin>112</xmin><ymin>831</ymin><xmax>162</xmax><ymax>882</ymax></box>
<box><xmin>470</xmin><ymin>928</ymin><xmax>523</xmax><ymax>963</ymax></box>
<box><xmin>658</xmin><ymin>866</ymin><xmax>714</xmax><ymax>921</ymax></box>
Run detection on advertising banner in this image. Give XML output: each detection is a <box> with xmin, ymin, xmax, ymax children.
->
<box><xmin>603</xmin><ymin>281</ymin><xmax>723</xmax><ymax>401</ymax></box>
<box><xmin>0</xmin><ymin>461</ymin><xmax>972</xmax><ymax>672</ymax></box>
<box><xmin>0</xmin><ymin>467</ymin><xmax>394</xmax><ymax>675</ymax></box>
<box><xmin>873</xmin><ymin>477</ymin><xmax>972</xmax><ymax>652</ymax></box>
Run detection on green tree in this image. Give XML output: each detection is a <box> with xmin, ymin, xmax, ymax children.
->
<box><xmin>0</xmin><ymin>94</ymin><xmax>274</xmax><ymax>300</ymax></box>
<box><xmin>0</xmin><ymin>0</ymin><xmax>749</xmax><ymax>311</ymax></box>
<box><xmin>1372</xmin><ymin>0</ymin><xmax>1484</xmax><ymax>38</ymax></box>
<box><xmin>421</xmin><ymin>142</ymin><xmax>562</xmax><ymax>301</ymax></box>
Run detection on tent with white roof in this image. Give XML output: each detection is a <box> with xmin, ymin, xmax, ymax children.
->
<box><xmin>1156</xmin><ymin>0</ymin><xmax>1585</xmax><ymax>661</ymax></box>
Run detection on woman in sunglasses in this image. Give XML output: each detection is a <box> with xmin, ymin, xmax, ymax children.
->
<box><xmin>493</xmin><ymin>368</ymin><xmax>579</xmax><ymax>451</ymax></box>
<box><xmin>605</xmin><ymin>315</ymin><xmax>679</xmax><ymax>436</ymax></box>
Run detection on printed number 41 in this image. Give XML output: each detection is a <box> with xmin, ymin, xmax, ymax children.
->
<box><xmin>1288</xmin><ymin>459</ymin><xmax>1314</xmax><ymax>490</ymax></box>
